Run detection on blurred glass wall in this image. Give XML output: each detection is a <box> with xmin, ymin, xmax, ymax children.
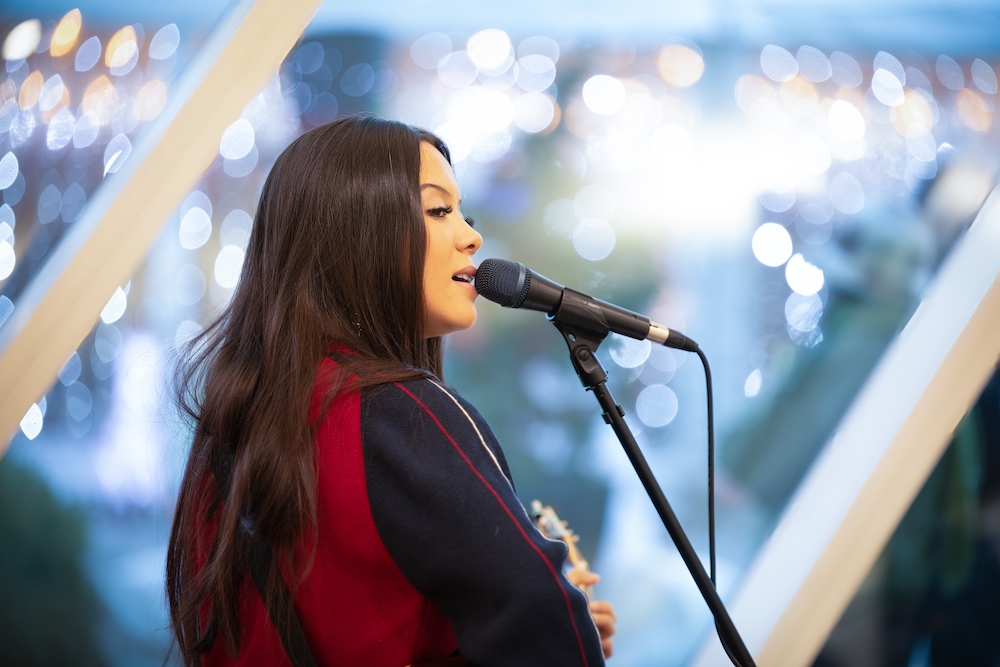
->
<box><xmin>1</xmin><ymin>1</ymin><xmax>999</xmax><ymax>665</ymax></box>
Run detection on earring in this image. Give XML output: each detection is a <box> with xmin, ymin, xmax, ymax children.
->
<box><xmin>351</xmin><ymin>311</ymin><xmax>362</xmax><ymax>334</ymax></box>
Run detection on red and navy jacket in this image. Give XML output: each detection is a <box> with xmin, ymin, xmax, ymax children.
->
<box><xmin>204</xmin><ymin>357</ymin><xmax>605</xmax><ymax>666</ymax></box>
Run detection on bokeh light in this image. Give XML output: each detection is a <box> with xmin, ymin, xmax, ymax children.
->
<box><xmin>752</xmin><ymin>222</ymin><xmax>793</xmax><ymax>266</ymax></box>
<box><xmin>636</xmin><ymin>384</ymin><xmax>679</xmax><ymax>427</ymax></box>
<box><xmin>582</xmin><ymin>75</ymin><xmax>626</xmax><ymax>115</ymax></box>
<box><xmin>50</xmin><ymin>9</ymin><xmax>83</xmax><ymax>58</ymax></box>
<box><xmin>658</xmin><ymin>42</ymin><xmax>704</xmax><ymax>87</ymax></box>
<box><xmin>785</xmin><ymin>253</ymin><xmax>825</xmax><ymax>295</ymax></box>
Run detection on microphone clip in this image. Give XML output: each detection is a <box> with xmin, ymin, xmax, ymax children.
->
<box><xmin>549</xmin><ymin>288</ymin><xmax>611</xmax><ymax>390</ymax></box>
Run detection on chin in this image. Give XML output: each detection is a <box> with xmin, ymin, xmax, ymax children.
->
<box><xmin>429</xmin><ymin>308</ymin><xmax>478</xmax><ymax>338</ymax></box>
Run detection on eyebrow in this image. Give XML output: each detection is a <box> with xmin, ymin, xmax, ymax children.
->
<box><xmin>421</xmin><ymin>183</ymin><xmax>462</xmax><ymax>204</ymax></box>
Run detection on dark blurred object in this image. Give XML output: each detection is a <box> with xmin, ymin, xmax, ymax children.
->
<box><xmin>0</xmin><ymin>456</ymin><xmax>105</xmax><ymax>666</ymax></box>
<box><xmin>816</xmin><ymin>368</ymin><xmax>1000</xmax><ymax>667</ymax></box>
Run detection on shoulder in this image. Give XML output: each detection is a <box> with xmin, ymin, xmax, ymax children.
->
<box><xmin>362</xmin><ymin>377</ymin><xmax>481</xmax><ymax>432</ymax></box>
<box><xmin>361</xmin><ymin>377</ymin><xmax>512</xmax><ymax>484</ymax></box>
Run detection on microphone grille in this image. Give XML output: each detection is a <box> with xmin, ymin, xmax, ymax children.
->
<box><xmin>475</xmin><ymin>258</ymin><xmax>531</xmax><ymax>308</ymax></box>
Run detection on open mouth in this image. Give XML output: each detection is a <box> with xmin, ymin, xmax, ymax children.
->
<box><xmin>452</xmin><ymin>268</ymin><xmax>476</xmax><ymax>285</ymax></box>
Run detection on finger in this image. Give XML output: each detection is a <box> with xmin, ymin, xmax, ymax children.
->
<box><xmin>602</xmin><ymin>638</ymin><xmax>614</xmax><ymax>659</ymax></box>
<box><xmin>589</xmin><ymin>600</ymin><xmax>616</xmax><ymax>621</ymax></box>
<box><xmin>590</xmin><ymin>611</ymin><xmax>616</xmax><ymax>637</ymax></box>
<box><xmin>593</xmin><ymin>615</ymin><xmax>616</xmax><ymax>637</ymax></box>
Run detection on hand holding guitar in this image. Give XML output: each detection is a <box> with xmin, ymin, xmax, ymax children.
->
<box><xmin>531</xmin><ymin>501</ymin><xmax>617</xmax><ymax>659</ymax></box>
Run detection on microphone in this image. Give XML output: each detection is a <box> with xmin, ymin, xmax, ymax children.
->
<box><xmin>475</xmin><ymin>258</ymin><xmax>699</xmax><ymax>352</ymax></box>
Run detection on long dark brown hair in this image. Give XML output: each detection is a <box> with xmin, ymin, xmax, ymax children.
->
<box><xmin>166</xmin><ymin>115</ymin><xmax>451</xmax><ymax>663</ymax></box>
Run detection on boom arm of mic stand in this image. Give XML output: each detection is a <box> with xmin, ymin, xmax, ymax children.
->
<box><xmin>548</xmin><ymin>298</ymin><xmax>756</xmax><ymax>667</ymax></box>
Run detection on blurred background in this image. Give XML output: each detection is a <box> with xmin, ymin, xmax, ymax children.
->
<box><xmin>1</xmin><ymin>1</ymin><xmax>999</xmax><ymax>665</ymax></box>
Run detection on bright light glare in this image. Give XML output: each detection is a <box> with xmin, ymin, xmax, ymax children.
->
<box><xmin>467</xmin><ymin>29</ymin><xmax>512</xmax><ymax>74</ymax></box>
<box><xmin>582</xmin><ymin>75</ymin><xmax>626</xmax><ymax>115</ymax></box>
<box><xmin>100</xmin><ymin>287</ymin><xmax>128</xmax><ymax>323</ymax></box>
<box><xmin>745</xmin><ymin>369</ymin><xmax>762</xmax><ymax>397</ymax></box>
<box><xmin>0</xmin><ymin>241</ymin><xmax>14</xmax><ymax>280</ymax></box>
<box><xmin>828</xmin><ymin>100</ymin><xmax>866</xmax><ymax>142</ymax></box>
<box><xmin>20</xmin><ymin>403</ymin><xmax>43</xmax><ymax>440</ymax></box>
<box><xmin>214</xmin><ymin>246</ymin><xmax>245</xmax><ymax>289</ymax></box>
<box><xmin>752</xmin><ymin>222</ymin><xmax>793</xmax><ymax>266</ymax></box>
<box><xmin>794</xmin><ymin>132</ymin><xmax>831</xmax><ymax>174</ymax></box>
<box><xmin>3</xmin><ymin>20</ymin><xmax>42</xmax><ymax>60</ymax></box>
<box><xmin>785</xmin><ymin>253</ymin><xmax>825</xmax><ymax>295</ymax></box>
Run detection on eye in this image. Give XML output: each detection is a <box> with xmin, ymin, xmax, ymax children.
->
<box><xmin>464</xmin><ymin>216</ymin><xmax>476</xmax><ymax>228</ymax></box>
<box><xmin>427</xmin><ymin>205</ymin><xmax>452</xmax><ymax>219</ymax></box>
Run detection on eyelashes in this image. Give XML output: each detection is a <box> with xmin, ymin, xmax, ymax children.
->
<box><xmin>426</xmin><ymin>206</ymin><xmax>476</xmax><ymax>228</ymax></box>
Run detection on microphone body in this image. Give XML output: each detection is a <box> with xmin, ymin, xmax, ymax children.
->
<box><xmin>475</xmin><ymin>259</ymin><xmax>698</xmax><ymax>352</ymax></box>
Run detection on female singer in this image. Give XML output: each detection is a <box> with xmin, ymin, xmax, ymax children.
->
<box><xmin>166</xmin><ymin>115</ymin><xmax>615</xmax><ymax>666</ymax></box>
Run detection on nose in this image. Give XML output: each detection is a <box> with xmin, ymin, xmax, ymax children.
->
<box><xmin>463</xmin><ymin>226</ymin><xmax>483</xmax><ymax>254</ymax></box>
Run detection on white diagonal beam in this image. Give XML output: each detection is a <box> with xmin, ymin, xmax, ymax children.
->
<box><xmin>0</xmin><ymin>0</ymin><xmax>322</xmax><ymax>450</ymax></box>
<box><xmin>694</xmin><ymin>184</ymin><xmax>1000</xmax><ymax>667</ymax></box>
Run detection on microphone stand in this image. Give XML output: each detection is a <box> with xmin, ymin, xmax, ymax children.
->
<box><xmin>548</xmin><ymin>295</ymin><xmax>756</xmax><ymax>667</ymax></box>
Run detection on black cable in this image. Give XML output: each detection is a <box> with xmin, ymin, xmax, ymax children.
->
<box><xmin>694</xmin><ymin>346</ymin><xmax>716</xmax><ymax>587</ymax></box>
<box><xmin>695</xmin><ymin>346</ymin><xmax>745</xmax><ymax>666</ymax></box>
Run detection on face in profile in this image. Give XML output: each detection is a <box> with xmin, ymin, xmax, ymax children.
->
<box><xmin>420</xmin><ymin>141</ymin><xmax>483</xmax><ymax>339</ymax></box>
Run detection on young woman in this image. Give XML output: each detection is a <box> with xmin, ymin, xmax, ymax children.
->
<box><xmin>167</xmin><ymin>115</ymin><xmax>615</xmax><ymax>666</ymax></box>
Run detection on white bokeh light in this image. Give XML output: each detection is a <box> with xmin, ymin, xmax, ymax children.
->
<box><xmin>636</xmin><ymin>384</ymin><xmax>678</xmax><ymax>427</ymax></box>
<box><xmin>609</xmin><ymin>333</ymin><xmax>651</xmax><ymax>368</ymax></box>
<box><xmin>467</xmin><ymin>29</ymin><xmax>513</xmax><ymax>75</ymax></box>
<box><xmin>752</xmin><ymin>222</ymin><xmax>793</xmax><ymax>267</ymax></box>
<box><xmin>785</xmin><ymin>253</ymin><xmax>825</xmax><ymax>295</ymax></box>
<box><xmin>785</xmin><ymin>291</ymin><xmax>823</xmax><ymax>331</ymax></box>
<box><xmin>582</xmin><ymin>75</ymin><xmax>626</xmax><ymax>115</ymax></box>
<box><xmin>0</xmin><ymin>152</ymin><xmax>18</xmax><ymax>190</ymax></box>
<box><xmin>828</xmin><ymin>100</ymin><xmax>866</xmax><ymax>142</ymax></box>
<box><xmin>0</xmin><ymin>240</ymin><xmax>14</xmax><ymax>280</ymax></box>
<box><xmin>760</xmin><ymin>45</ymin><xmax>798</xmax><ymax>82</ymax></box>
<box><xmin>829</xmin><ymin>172</ymin><xmax>865</xmax><ymax>214</ymax></box>
<box><xmin>100</xmin><ymin>287</ymin><xmax>128</xmax><ymax>324</ymax></box>
<box><xmin>214</xmin><ymin>245</ymin><xmax>245</xmax><ymax>289</ymax></box>
<box><xmin>512</xmin><ymin>92</ymin><xmax>554</xmax><ymax>133</ymax></box>
<box><xmin>744</xmin><ymin>369</ymin><xmax>762</xmax><ymax>397</ymax></box>
<box><xmin>438</xmin><ymin>51</ymin><xmax>479</xmax><ymax>88</ymax></box>
<box><xmin>220</xmin><ymin>119</ymin><xmax>255</xmax><ymax>160</ymax></box>
<box><xmin>572</xmin><ymin>218</ymin><xmax>616</xmax><ymax>261</ymax></box>
<box><xmin>179</xmin><ymin>207</ymin><xmax>212</xmax><ymax>249</ymax></box>
<box><xmin>20</xmin><ymin>402</ymin><xmax>43</xmax><ymax>440</ymax></box>
<box><xmin>871</xmin><ymin>68</ymin><xmax>905</xmax><ymax>107</ymax></box>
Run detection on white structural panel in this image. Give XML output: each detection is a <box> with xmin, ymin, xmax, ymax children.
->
<box><xmin>0</xmin><ymin>0</ymin><xmax>323</xmax><ymax>450</ymax></box>
<box><xmin>693</xmin><ymin>185</ymin><xmax>1000</xmax><ymax>667</ymax></box>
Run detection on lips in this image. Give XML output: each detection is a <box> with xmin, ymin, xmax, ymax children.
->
<box><xmin>451</xmin><ymin>266</ymin><xmax>477</xmax><ymax>284</ymax></box>
<box><xmin>452</xmin><ymin>266</ymin><xmax>478</xmax><ymax>295</ymax></box>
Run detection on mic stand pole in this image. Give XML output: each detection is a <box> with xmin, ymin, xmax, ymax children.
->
<box><xmin>548</xmin><ymin>297</ymin><xmax>756</xmax><ymax>667</ymax></box>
